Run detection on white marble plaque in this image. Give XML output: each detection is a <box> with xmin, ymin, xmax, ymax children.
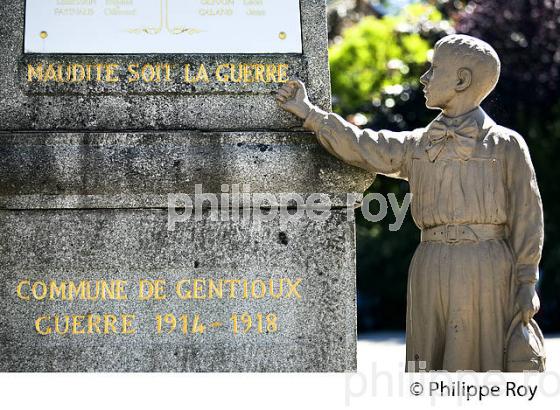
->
<box><xmin>24</xmin><ymin>0</ymin><xmax>303</xmax><ymax>54</ymax></box>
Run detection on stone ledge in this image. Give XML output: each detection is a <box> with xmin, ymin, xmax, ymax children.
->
<box><xmin>0</xmin><ymin>131</ymin><xmax>375</xmax><ymax>209</ymax></box>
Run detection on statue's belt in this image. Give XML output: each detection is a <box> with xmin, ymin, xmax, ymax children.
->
<box><xmin>421</xmin><ymin>223</ymin><xmax>505</xmax><ymax>244</ymax></box>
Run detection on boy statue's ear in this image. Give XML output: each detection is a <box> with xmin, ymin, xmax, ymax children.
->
<box><xmin>455</xmin><ymin>67</ymin><xmax>472</xmax><ymax>92</ymax></box>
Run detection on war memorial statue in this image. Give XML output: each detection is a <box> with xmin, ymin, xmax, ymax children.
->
<box><xmin>276</xmin><ymin>34</ymin><xmax>546</xmax><ymax>372</ymax></box>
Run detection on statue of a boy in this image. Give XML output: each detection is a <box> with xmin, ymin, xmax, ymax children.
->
<box><xmin>276</xmin><ymin>34</ymin><xmax>544</xmax><ymax>371</ymax></box>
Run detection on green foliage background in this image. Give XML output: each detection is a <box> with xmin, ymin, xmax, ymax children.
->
<box><xmin>330</xmin><ymin>4</ymin><xmax>440</xmax><ymax>114</ymax></box>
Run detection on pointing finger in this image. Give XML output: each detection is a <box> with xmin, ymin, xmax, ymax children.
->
<box><xmin>277</xmin><ymin>89</ymin><xmax>292</xmax><ymax>98</ymax></box>
<box><xmin>289</xmin><ymin>79</ymin><xmax>306</xmax><ymax>89</ymax></box>
<box><xmin>287</xmin><ymin>79</ymin><xmax>302</xmax><ymax>89</ymax></box>
<box><xmin>279</xmin><ymin>85</ymin><xmax>293</xmax><ymax>94</ymax></box>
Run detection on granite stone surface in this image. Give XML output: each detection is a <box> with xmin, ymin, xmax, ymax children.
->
<box><xmin>0</xmin><ymin>131</ymin><xmax>373</xmax><ymax>209</ymax></box>
<box><xmin>0</xmin><ymin>0</ymin><xmax>332</xmax><ymax>131</ymax></box>
<box><xmin>0</xmin><ymin>0</ymin><xmax>367</xmax><ymax>372</ymax></box>
<box><xmin>0</xmin><ymin>209</ymin><xmax>357</xmax><ymax>372</ymax></box>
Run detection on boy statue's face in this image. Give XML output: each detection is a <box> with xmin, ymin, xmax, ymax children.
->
<box><xmin>420</xmin><ymin>48</ymin><xmax>465</xmax><ymax>111</ymax></box>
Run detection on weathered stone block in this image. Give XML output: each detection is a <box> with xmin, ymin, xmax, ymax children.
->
<box><xmin>0</xmin><ymin>209</ymin><xmax>357</xmax><ymax>372</ymax></box>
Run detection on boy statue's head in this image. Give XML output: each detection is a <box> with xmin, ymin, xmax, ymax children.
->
<box><xmin>420</xmin><ymin>34</ymin><xmax>501</xmax><ymax>116</ymax></box>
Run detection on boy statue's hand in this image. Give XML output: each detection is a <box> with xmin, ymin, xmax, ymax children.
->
<box><xmin>516</xmin><ymin>283</ymin><xmax>541</xmax><ymax>325</ymax></box>
<box><xmin>275</xmin><ymin>80</ymin><xmax>314</xmax><ymax>120</ymax></box>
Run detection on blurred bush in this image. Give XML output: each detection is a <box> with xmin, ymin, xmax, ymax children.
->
<box><xmin>330</xmin><ymin>4</ymin><xmax>444</xmax><ymax>118</ymax></box>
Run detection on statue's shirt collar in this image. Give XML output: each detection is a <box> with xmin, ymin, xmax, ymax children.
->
<box><xmin>431</xmin><ymin>106</ymin><xmax>495</xmax><ymax>139</ymax></box>
<box><xmin>424</xmin><ymin>107</ymin><xmax>496</xmax><ymax>162</ymax></box>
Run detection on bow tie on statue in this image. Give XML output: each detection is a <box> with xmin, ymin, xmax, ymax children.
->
<box><xmin>426</xmin><ymin>117</ymin><xmax>480</xmax><ymax>162</ymax></box>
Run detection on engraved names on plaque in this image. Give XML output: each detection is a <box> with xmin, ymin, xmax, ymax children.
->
<box><xmin>24</xmin><ymin>0</ymin><xmax>303</xmax><ymax>54</ymax></box>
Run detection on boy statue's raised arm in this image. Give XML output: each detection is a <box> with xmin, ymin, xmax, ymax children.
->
<box><xmin>275</xmin><ymin>79</ymin><xmax>416</xmax><ymax>180</ymax></box>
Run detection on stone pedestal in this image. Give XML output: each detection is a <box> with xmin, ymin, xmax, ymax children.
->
<box><xmin>0</xmin><ymin>0</ymin><xmax>374</xmax><ymax>372</ymax></box>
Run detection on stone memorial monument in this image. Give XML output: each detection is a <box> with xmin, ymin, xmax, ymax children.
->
<box><xmin>0</xmin><ymin>0</ymin><xmax>372</xmax><ymax>372</ymax></box>
<box><xmin>277</xmin><ymin>34</ymin><xmax>546</xmax><ymax>372</ymax></box>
